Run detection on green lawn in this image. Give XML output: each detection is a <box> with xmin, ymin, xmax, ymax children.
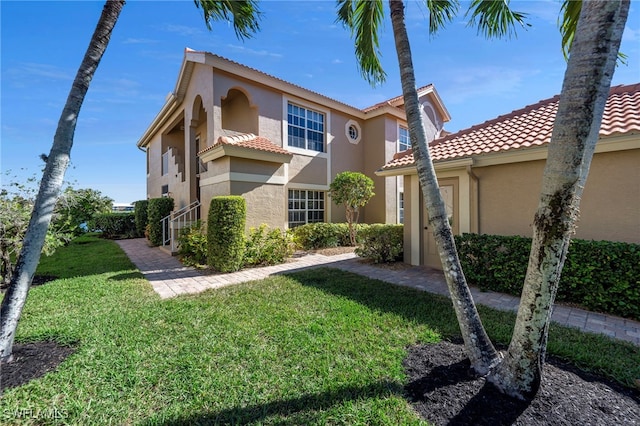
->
<box><xmin>1</xmin><ymin>235</ymin><xmax>638</xmax><ymax>425</ymax></box>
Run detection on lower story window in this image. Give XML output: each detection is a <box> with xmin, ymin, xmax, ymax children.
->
<box><xmin>398</xmin><ymin>191</ymin><xmax>404</xmax><ymax>224</ymax></box>
<box><xmin>288</xmin><ymin>189</ymin><xmax>325</xmax><ymax>228</ymax></box>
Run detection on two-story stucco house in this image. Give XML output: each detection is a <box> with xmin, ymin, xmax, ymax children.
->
<box><xmin>137</xmin><ymin>48</ymin><xmax>449</xmax><ymax>248</ymax></box>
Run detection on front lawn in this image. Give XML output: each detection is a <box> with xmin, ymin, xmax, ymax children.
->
<box><xmin>1</xmin><ymin>236</ymin><xmax>638</xmax><ymax>425</ymax></box>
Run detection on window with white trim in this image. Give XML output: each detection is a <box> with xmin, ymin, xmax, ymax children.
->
<box><xmin>398</xmin><ymin>191</ymin><xmax>404</xmax><ymax>224</ymax></box>
<box><xmin>288</xmin><ymin>189</ymin><xmax>325</xmax><ymax>228</ymax></box>
<box><xmin>398</xmin><ymin>126</ymin><xmax>410</xmax><ymax>152</ymax></box>
<box><xmin>288</xmin><ymin>103</ymin><xmax>325</xmax><ymax>152</ymax></box>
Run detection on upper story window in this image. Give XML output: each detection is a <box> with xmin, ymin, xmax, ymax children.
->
<box><xmin>161</xmin><ymin>150</ymin><xmax>169</xmax><ymax>176</ymax></box>
<box><xmin>398</xmin><ymin>126</ymin><xmax>410</xmax><ymax>152</ymax></box>
<box><xmin>288</xmin><ymin>103</ymin><xmax>325</xmax><ymax>152</ymax></box>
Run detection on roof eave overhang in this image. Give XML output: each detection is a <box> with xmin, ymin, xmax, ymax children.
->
<box><xmin>136</xmin><ymin>94</ymin><xmax>178</xmax><ymax>148</ymax></box>
<box><xmin>200</xmin><ymin>144</ymin><xmax>293</xmax><ymax>164</ymax></box>
<box><xmin>137</xmin><ymin>50</ymin><xmax>202</xmax><ymax>149</ymax></box>
<box><xmin>376</xmin><ymin>158</ymin><xmax>474</xmax><ymax>177</ymax></box>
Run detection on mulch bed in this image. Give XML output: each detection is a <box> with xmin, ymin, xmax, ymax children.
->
<box><xmin>404</xmin><ymin>340</ymin><xmax>640</xmax><ymax>425</ymax></box>
<box><xmin>1</xmin><ymin>341</ymin><xmax>75</xmax><ymax>392</ymax></box>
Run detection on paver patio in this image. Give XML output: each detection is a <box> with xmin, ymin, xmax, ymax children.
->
<box><xmin>116</xmin><ymin>238</ymin><xmax>640</xmax><ymax>346</ymax></box>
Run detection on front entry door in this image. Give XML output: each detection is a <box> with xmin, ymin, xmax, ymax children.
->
<box><xmin>423</xmin><ymin>178</ymin><xmax>459</xmax><ymax>269</ymax></box>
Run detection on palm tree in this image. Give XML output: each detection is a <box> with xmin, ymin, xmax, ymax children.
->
<box><xmin>0</xmin><ymin>0</ymin><xmax>262</xmax><ymax>363</ymax></box>
<box><xmin>338</xmin><ymin>0</ymin><xmax>629</xmax><ymax>399</ymax></box>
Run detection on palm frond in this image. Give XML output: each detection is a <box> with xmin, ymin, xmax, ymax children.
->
<box><xmin>426</xmin><ymin>0</ymin><xmax>460</xmax><ymax>34</ymax></box>
<box><xmin>559</xmin><ymin>0</ymin><xmax>580</xmax><ymax>60</ymax></box>
<box><xmin>336</xmin><ymin>0</ymin><xmax>386</xmax><ymax>86</ymax></box>
<box><xmin>195</xmin><ymin>0</ymin><xmax>261</xmax><ymax>40</ymax></box>
<box><xmin>465</xmin><ymin>0</ymin><xmax>530</xmax><ymax>39</ymax></box>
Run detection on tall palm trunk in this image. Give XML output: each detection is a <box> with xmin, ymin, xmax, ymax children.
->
<box><xmin>488</xmin><ymin>0</ymin><xmax>629</xmax><ymax>400</ymax></box>
<box><xmin>388</xmin><ymin>0</ymin><xmax>500</xmax><ymax>375</ymax></box>
<box><xmin>0</xmin><ymin>0</ymin><xmax>125</xmax><ymax>363</ymax></box>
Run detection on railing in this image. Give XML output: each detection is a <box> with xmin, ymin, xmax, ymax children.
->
<box><xmin>161</xmin><ymin>200</ymin><xmax>201</xmax><ymax>253</ymax></box>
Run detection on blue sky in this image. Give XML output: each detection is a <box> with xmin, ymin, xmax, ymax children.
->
<box><xmin>2</xmin><ymin>0</ymin><xmax>639</xmax><ymax>204</ymax></box>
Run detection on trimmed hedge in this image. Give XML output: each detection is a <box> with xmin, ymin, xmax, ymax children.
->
<box><xmin>89</xmin><ymin>213</ymin><xmax>137</xmax><ymax>239</ymax></box>
<box><xmin>355</xmin><ymin>224</ymin><xmax>404</xmax><ymax>263</ymax></box>
<box><xmin>455</xmin><ymin>233</ymin><xmax>640</xmax><ymax>320</ymax></box>
<box><xmin>147</xmin><ymin>197</ymin><xmax>174</xmax><ymax>246</ymax></box>
<box><xmin>133</xmin><ymin>199</ymin><xmax>149</xmax><ymax>237</ymax></box>
<box><xmin>292</xmin><ymin>222</ymin><xmax>355</xmax><ymax>249</ymax></box>
<box><xmin>208</xmin><ymin>196</ymin><xmax>246</xmax><ymax>272</ymax></box>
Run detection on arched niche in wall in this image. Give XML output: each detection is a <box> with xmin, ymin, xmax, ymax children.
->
<box><xmin>221</xmin><ymin>87</ymin><xmax>258</xmax><ymax>135</ymax></box>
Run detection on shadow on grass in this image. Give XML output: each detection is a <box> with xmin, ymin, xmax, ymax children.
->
<box><xmin>284</xmin><ymin>267</ymin><xmax>473</xmax><ymax>340</ymax></box>
<box><xmin>107</xmin><ymin>272</ymin><xmax>145</xmax><ymax>281</ymax></box>
<box><xmin>144</xmin><ymin>380</ymin><xmax>403</xmax><ymax>425</ymax></box>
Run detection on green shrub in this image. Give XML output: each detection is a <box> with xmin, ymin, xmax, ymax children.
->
<box><xmin>455</xmin><ymin>233</ymin><xmax>640</xmax><ymax>320</ymax></box>
<box><xmin>244</xmin><ymin>224</ymin><xmax>294</xmax><ymax>267</ymax></box>
<box><xmin>133</xmin><ymin>199</ymin><xmax>149</xmax><ymax>237</ymax></box>
<box><xmin>147</xmin><ymin>197</ymin><xmax>174</xmax><ymax>246</ymax></box>
<box><xmin>177</xmin><ymin>221</ymin><xmax>207</xmax><ymax>266</ymax></box>
<box><xmin>292</xmin><ymin>222</ymin><xmax>355</xmax><ymax>249</ymax></box>
<box><xmin>355</xmin><ymin>224</ymin><xmax>403</xmax><ymax>263</ymax></box>
<box><xmin>88</xmin><ymin>213</ymin><xmax>137</xmax><ymax>239</ymax></box>
<box><xmin>208</xmin><ymin>196</ymin><xmax>246</xmax><ymax>272</ymax></box>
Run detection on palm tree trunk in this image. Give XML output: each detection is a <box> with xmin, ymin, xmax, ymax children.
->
<box><xmin>488</xmin><ymin>0</ymin><xmax>629</xmax><ymax>400</ymax></box>
<box><xmin>0</xmin><ymin>0</ymin><xmax>125</xmax><ymax>363</ymax></box>
<box><xmin>389</xmin><ymin>0</ymin><xmax>500</xmax><ymax>375</ymax></box>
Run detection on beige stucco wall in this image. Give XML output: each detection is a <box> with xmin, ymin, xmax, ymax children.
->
<box><xmin>212</xmin><ymin>71</ymin><xmax>283</xmax><ymax>146</ymax></box>
<box><xmin>231</xmin><ymin>181</ymin><xmax>286</xmax><ymax>231</ymax></box>
<box><xmin>474</xmin><ymin>148</ymin><xmax>640</xmax><ymax>243</ymax></box>
<box><xmin>363</xmin><ymin>116</ymin><xmax>399</xmax><ymax>224</ymax></box>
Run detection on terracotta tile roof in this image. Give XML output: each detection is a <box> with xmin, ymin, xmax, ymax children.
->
<box><xmin>198</xmin><ymin>133</ymin><xmax>291</xmax><ymax>156</ymax></box>
<box><xmin>380</xmin><ymin>83</ymin><xmax>640</xmax><ymax>172</ymax></box>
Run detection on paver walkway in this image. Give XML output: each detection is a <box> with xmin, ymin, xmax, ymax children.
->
<box><xmin>116</xmin><ymin>238</ymin><xmax>640</xmax><ymax>346</ymax></box>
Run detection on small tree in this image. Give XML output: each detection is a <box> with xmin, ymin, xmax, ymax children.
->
<box><xmin>329</xmin><ymin>171</ymin><xmax>374</xmax><ymax>246</ymax></box>
<box><xmin>53</xmin><ymin>187</ymin><xmax>113</xmax><ymax>236</ymax></box>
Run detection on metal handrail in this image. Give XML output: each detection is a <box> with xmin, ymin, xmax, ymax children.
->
<box><xmin>161</xmin><ymin>200</ymin><xmax>201</xmax><ymax>252</ymax></box>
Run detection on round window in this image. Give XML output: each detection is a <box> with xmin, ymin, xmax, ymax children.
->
<box><xmin>348</xmin><ymin>124</ymin><xmax>358</xmax><ymax>141</ymax></box>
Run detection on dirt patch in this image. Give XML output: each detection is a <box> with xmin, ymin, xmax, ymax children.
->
<box><xmin>1</xmin><ymin>341</ymin><xmax>75</xmax><ymax>392</ymax></box>
<box><xmin>404</xmin><ymin>340</ymin><xmax>640</xmax><ymax>425</ymax></box>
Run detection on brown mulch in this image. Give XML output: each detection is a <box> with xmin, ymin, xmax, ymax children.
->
<box><xmin>1</xmin><ymin>342</ymin><xmax>75</xmax><ymax>392</ymax></box>
<box><xmin>404</xmin><ymin>340</ymin><xmax>640</xmax><ymax>425</ymax></box>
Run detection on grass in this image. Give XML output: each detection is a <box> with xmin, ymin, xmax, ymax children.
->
<box><xmin>1</xmin><ymin>235</ymin><xmax>638</xmax><ymax>425</ymax></box>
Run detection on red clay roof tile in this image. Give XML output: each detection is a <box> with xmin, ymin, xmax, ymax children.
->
<box><xmin>198</xmin><ymin>133</ymin><xmax>291</xmax><ymax>156</ymax></box>
<box><xmin>380</xmin><ymin>83</ymin><xmax>640</xmax><ymax>172</ymax></box>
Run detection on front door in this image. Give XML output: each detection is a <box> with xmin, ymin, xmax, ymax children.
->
<box><xmin>423</xmin><ymin>178</ymin><xmax>459</xmax><ymax>269</ymax></box>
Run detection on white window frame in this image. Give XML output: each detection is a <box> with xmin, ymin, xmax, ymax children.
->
<box><xmin>283</xmin><ymin>97</ymin><xmax>330</xmax><ymax>157</ymax></box>
<box><xmin>398</xmin><ymin>191</ymin><xmax>404</xmax><ymax>224</ymax></box>
<box><xmin>345</xmin><ymin>119</ymin><xmax>362</xmax><ymax>144</ymax></box>
<box><xmin>287</xmin><ymin>188</ymin><xmax>326</xmax><ymax>228</ymax></box>
<box><xmin>398</xmin><ymin>125</ymin><xmax>410</xmax><ymax>152</ymax></box>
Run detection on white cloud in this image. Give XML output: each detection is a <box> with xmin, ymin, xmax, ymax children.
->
<box><xmin>332</xmin><ymin>59</ymin><xmax>343</xmax><ymax>64</ymax></box>
<box><xmin>226</xmin><ymin>44</ymin><xmax>283</xmax><ymax>58</ymax></box>
<box><xmin>7</xmin><ymin>63</ymin><xmax>72</xmax><ymax>81</ymax></box>
<box><xmin>160</xmin><ymin>24</ymin><xmax>202</xmax><ymax>37</ymax></box>
<box><xmin>123</xmin><ymin>38</ymin><xmax>158</xmax><ymax>44</ymax></box>
<box><xmin>441</xmin><ymin>65</ymin><xmax>541</xmax><ymax>104</ymax></box>
<box><xmin>623</xmin><ymin>25</ymin><xmax>640</xmax><ymax>42</ymax></box>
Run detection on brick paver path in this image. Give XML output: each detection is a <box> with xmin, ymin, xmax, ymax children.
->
<box><xmin>116</xmin><ymin>238</ymin><xmax>640</xmax><ymax>346</ymax></box>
